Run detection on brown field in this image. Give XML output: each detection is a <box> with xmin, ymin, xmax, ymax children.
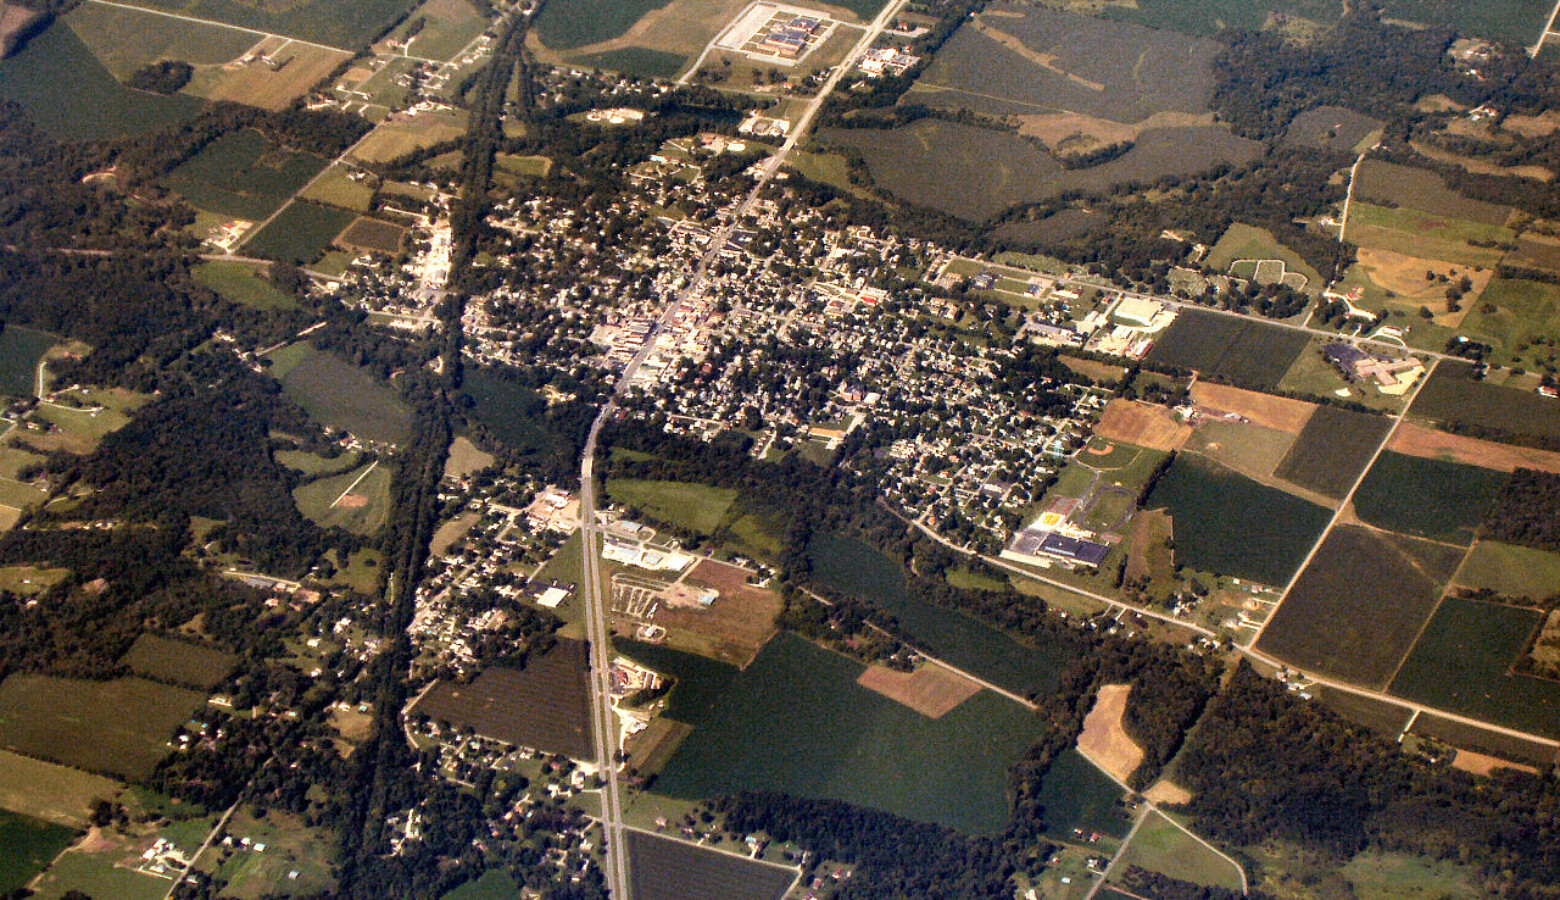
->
<box><xmin>0</xmin><ymin>3</ymin><xmax>37</xmax><ymax>44</ymax></box>
<box><xmin>968</xmin><ymin>15</ymin><xmax>1104</xmax><ymax>90</ymax></box>
<box><xmin>1076</xmin><ymin>683</ymin><xmax>1142</xmax><ymax>785</ymax></box>
<box><xmin>1503</xmin><ymin>111</ymin><xmax>1560</xmax><ymax>138</ymax></box>
<box><xmin>337</xmin><ymin>216</ymin><xmax>406</xmax><ymax>253</ymax></box>
<box><xmin>1124</xmin><ymin>507</ymin><xmax>1173</xmax><ymax>587</ymax></box>
<box><xmin>855</xmin><ymin>663</ymin><xmax>981</xmax><ymax>718</ymax></box>
<box><xmin>1355</xmin><ymin>247</ymin><xmax>1493</xmax><ymax>327</ymax></box>
<box><xmin>1389</xmin><ymin>422</ymin><xmax>1560</xmax><ymax>474</ymax></box>
<box><xmin>1452</xmin><ymin>749</ymin><xmax>1538</xmax><ymax>777</ymax></box>
<box><xmin>1057</xmin><ymin>354</ymin><xmax>1127</xmax><ymax>384</ymax></box>
<box><xmin>656</xmin><ymin>559</ymin><xmax>783</xmax><ymax>665</ymax></box>
<box><xmin>443</xmin><ymin>435</ymin><xmax>494</xmax><ymax>479</ymax></box>
<box><xmin>1016</xmin><ymin>109</ymin><xmax>1214</xmax><ymax>153</ymax></box>
<box><xmin>1094</xmin><ymin>399</ymin><xmax>1192</xmax><ymax>451</ymax></box>
<box><xmin>1144</xmin><ymin>779</ymin><xmax>1192</xmax><ymax>805</ymax></box>
<box><xmin>429</xmin><ymin>510</ymin><xmax>479</xmax><ymax>557</ymax></box>
<box><xmin>1183</xmin><ymin>420</ymin><xmax>1299</xmax><ymax>485</ymax></box>
<box><xmin>351</xmin><ymin>111</ymin><xmax>468</xmax><ymax>164</ymax></box>
<box><xmin>624</xmin><ymin>716</ymin><xmax>692</xmax><ymax>775</ymax></box>
<box><xmin>1410</xmin><ymin>140</ymin><xmax>1553</xmax><ymax>182</ymax></box>
<box><xmin>1188</xmin><ymin>382</ymin><xmax>1316</xmax><ymax>433</ymax></box>
<box><xmin>188</xmin><ymin>42</ymin><xmax>351</xmax><ymax>111</ymax></box>
<box><xmin>412</xmin><ymin>638</ymin><xmax>593</xmax><ymax>759</ymax></box>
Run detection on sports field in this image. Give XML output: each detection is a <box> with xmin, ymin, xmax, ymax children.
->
<box><xmin>626</xmin><ymin>830</ymin><xmax>795</xmax><ymax>900</ymax></box>
<box><xmin>1351</xmin><ymin>451</ymin><xmax>1507</xmax><ymax>545</ymax></box>
<box><xmin>267</xmin><ymin>343</ymin><xmax>413</xmax><ymax>445</ymax></box>
<box><xmin>1144</xmin><ymin>453</ymin><xmax>1331</xmax><ymax>587</ymax></box>
<box><xmin>243</xmin><ymin>201</ymin><xmax>356</xmax><ymax>264</ymax></box>
<box><xmin>1273</xmin><ymin>405</ymin><xmax>1393</xmax><ymax>499</ymax></box>
<box><xmin>122</xmin><ymin>634</ymin><xmax>236</xmax><ymax>690</ymax></box>
<box><xmin>292</xmin><ymin>461</ymin><xmax>394</xmax><ymax>535</ymax></box>
<box><xmin>1388</xmin><ymin>596</ymin><xmax>1560</xmax><ymax>739</ymax></box>
<box><xmin>627</xmin><ymin>634</ymin><xmax>1042</xmax><ymax>835</ymax></box>
<box><xmin>0</xmin><ymin>675</ymin><xmax>203</xmax><ymax>780</ymax></box>
<box><xmin>806</xmin><ymin>531</ymin><xmax>1075</xmax><ymax>696</ymax></box>
<box><xmin>1144</xmin><ymin>310</ymin><xmax>1309</xmax><ymax>391</ymax></box>
<box><xmin>1257</xmin><ymin>525</ymin><xmax>1465</xmax><ymax>689</ymax></box>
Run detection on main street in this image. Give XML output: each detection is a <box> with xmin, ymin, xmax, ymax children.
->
<box><xmin>574</xmin><ymin>3</ymin><xmax>909</xmax><ymax>896</ymax></box>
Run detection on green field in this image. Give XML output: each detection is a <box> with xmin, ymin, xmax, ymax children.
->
<box><xmin>0</xmin><ymin>810</ymin><xmax>76</xmax><ymax>893</ymax></box>
<box><xmin>0</xmin><ymin>750</ymin><xmax>121</xmax><ymax>827</ymax></box>
<box><xmin>275</xmin><ymin>448</ymin><xmax>361</xmax><ymax>477</ymax></box>
<box><xmin>210</xmin><ymin>807</ymin><xmax>335</xmax><ymax>899</ymax></box>
<box><xmin>243</xmin><ymin>201</ymin><xmax>355</xmax><ymax>264</ymax></box>
<box><xmin>1312</xmin><ymin>686</ymin><xmax>1414</xmax><ymax>737</ymax></box>
<box><xmin>443</xmin><ymin>869</ymin><xmax>523</xmax><ymax>900</ymax></box>
<box><xmin>293</xmin><ymin>461</ymin><xmax>394</xmax><ymax>535</ymax></box>
<box><xmin>64</xmin><ymin>1</ymin><xmax>258</xmax><ymax>78</ymax></box>
<box><xmin>298</xmin><ymin>165</ymin><xmax>375</xmax><ymax>212</ymax></box>
<box><xmin>1093</xmin><ymin>0</ymin><xmax>1339</xmax><ymax>35</ymax></box>
<box><xmin>1259</xmin><ymin>526</ymin><xmax>1466</xmax><ymax>688</ymax></box>
<box><xmin>390</xmin><ymin>0</ymin><xmax>489</xmax><ymax>61</ymax></box>
<box><xmin>1112</xmin><ymin>810</ymin><xmax>1243</xmax><ymax>891</ymax></box>
<box><xmin>1376</xmin><ymin>0</ymin><xmax>1554</xmax><ymax>46</ymax></box>
<box><xmin>122</xmin><ymin>634</ymin><xmax>236</xmax><ymax>690</ymax></box>
<box><xmin>30</xmin><ymin>842</ymin><xmax>171</xmax><ymax>900</ymax></box>
<box><xmin>1352</xmin><ymin>451</ymin><xmax>1506</xmax><ymax>545</ymax></box>
<box><xmin>0</xmin><ymin>675</ymin><xmax>203</xmax><ymax>780</ymax></box>
<box><xmin>1352</xmin><ymin>159</ymin><xmax>1512</xmax><ymax>225</ymax></box>
<box><xmin>606</xmin><ymin>479</ymin><xmax>736</xmax><ymax>534</ymax></box>
<box><xmin>535</xmin><ymin>0</ymin><xmax>673</xmax><ymax>50</ymax></box>
<box><xmin>193</xmin><ymin>261</ymin><xmax>297</xmax><ymax>310</ymax></box>
<box><xmin>112</xmin><ymin>0</ymin><xmax>419</xmax><ymax>48</ymax></box>
<box><xmin>573</xmin><ymin>46</ymin><xmax>687</xmax><ymax>78</ymax></box>
<box><xmin>1031</xmin><ymin>748</ymin><xmax>1130</xmax><ymax>842</ymax></box>
<box><xmin>1454</xmin><ymin>540</ymin><xmax>1560</xmax><ymax>600</ymax></box>
<box><xmin>1203</xmin><ymin>223</ymin><xmax>1323</xmax><ymax>291</ymax></box>
<box><xmin>268</xmin><ymin>343</ymin><xmax>412</xmax><ymax>445</ymax></box>
<box><xmin>1346</xmin><ymin>202</ymin><xmax>1513</xmax><ymax>269</ymax></box>
<box><xmin>1388</xmin><ymin>596</ymin><xmax>1560</xmax><ymax>739</ymax></box>
<box><xmin>1144</xmin><ymin>453</ymin><xmax>1331</xmax><ymax>587</ymax></box>
<box><xmin>806</xmin><ymin>532</ymin><xmax>1076</xmax><ymax>696</ymax></box>
<box><xmin>0</xmin><ymin>326</ymin><xmax>54</xmax><ymax>398</ymax></box>
<box><xmin>626</xmin><ymin>634</ymin><xmax>1042</xmax><ymax>835</ymax></box>
<box><xmin>0</xmin><ymin>21</ymin><xmax>202</xmax><ymax>141</ymax></box>
<box><xmin>1409</xmin><ymin>361</ymin><xmax>1560</xmax><ymax>448</ymax></box>
<box><xmin>1144</xmin><ymin>310</ymin><xmax>1309</xmax><ymax>391</ymax></box>
<box><xmin>1272</xmin><ymin>405</ymin><xmax>1393</xmax><ymax>499</ymax></box>
<box><xmin>1456</xmin><ymin>278</ymin><xmax>1560</xmax><ymax>368</ymax></box>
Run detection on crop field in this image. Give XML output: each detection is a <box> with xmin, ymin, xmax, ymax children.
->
<box><xmin>0</xmin><ymin>750</ymin><xmax>120</xmax><ymax>827</ymax></box>
<box><xmin>806</xmin><ymin>531</ymin><xmax>1076</xmax><ymax>696</ymax></box>
<box><xmin>636</xmin><ymin>633</ymin><xmax>1041</xmax><ymax>835</ymax></box>
<box><xmin>1346</xmin><ymin>202</ymin><xmax>1513</xmax><ymax>269</ymax></box>
<box><xmin>1410</xmin><ymin>360</ymin><xmax>1560</xmax><ymax>447</ymax></box>
<box><xmin>1389</xmin><ymin>422</ymin><xmax>1560</xmax><ymax>474</ymax></box>
<box><xmin>1388</xmin><ymin>597</ymin><xmax>1560</xmax><ymax>739</ymax></box>
<box><xmin>1273</xmin><ymin>405</ymin><xmax>1393</xmax><ymax>499</ymax></box>
<box><xmin>1092</xmin><ymin>399</ymin><xmax>1192</xmax><ymax>451</ymax></box>
<box><xmin>1203</xmin><ymin>223</ymin><xmax>1323</xmax><ymax>291</ymax></box>
<box><xmin>186</xmin><ymin>41</ymin><xmax>351</xmax><ymax>110</ymax></box>
<box><xmin>1112</xmin><ymin>810</ymin><xmax>1243</xmax><ymax>891</ymax></box>
<box><xmin>1283</xmin><ymin>105</ymin><xmax>1384</xmax><ymax>153</ymax></box>
<box><xmin>1258</xmin><ymin>525</ymin><xmax>1464</xmax><ymax>688</ymax></box>
<box><xmin>0</xmin><ymin>326</ymin><xmax>53</xmax><ymax>398</ymax></box>
<box><xmin>1353</xmin><ymin>160</ymin><xmax>1512</xmax><ymax>225</ymax></box>
<box><xmin>1376</xmin><ymin>0</ymin><xmax>1554</xmax><ymax>46</ymax></box>
<box><xmin>823</xmin><ymin>120</ymin><xmax>1259</xmax><ymax>222</ymax></box>
<box><xmin>535</xmin><ymin>0</ymin><xmax>678</xmax><ymax>50</ymax></box>
<box><xmin>352</xmin><ymin>110</ymin><xmax>468</xmax><ymax>163</ymax></box>
<box><xmin>300</xmin><ymin>167</ymin><xmax>376</xmax><ymax>213</ymax></box>
<box><xmin>1031</xmin><ymin>747</ymin><xmax>1130</xmax><ymax>842</ymax></box>
<box><xmin>0</xmin><ymin>22</ymin><xmax>202</xmax><ymax>141</ymax></box>
<box><xmin>1351</xmin><ymin>451</ymin><xmax>1506</xmax><ymax>545</ymax></box>
<box><xmin>243</xmin><ymin>201</ymin><xmax>355</xmax><ymax>264</ymax></box>
<box><xmin>1188</xmin><ymin>382</ymin><xmax>1315</xmax><ymax>433</ymax></box>
<box><xmin>0</xmin><ymin>809</ymin><xmax>75</xmax><ymax>893</ymax></box>
<box><xmin>166</xmin><ymin>129</ymin><xmax>327</xmax><ymax>221</ymax></box>
<box><xmin>122</xmin><ymin>634</ymin><xmax>236</xmax><ymax>690</ymax></box>
<box><xmin>1312</xmin><ymin>686</ymin><xmax>1414</xmax><ymax>736</ymax></box>
<box><xmin>412</xmin><ymin>639</ymin><xmax>593</xmax><ymax>758</ymax></box>
<box><xmin>626</xmin><ymin>830</ymin><xmax>795</xmax><ymax>900</ymax></box>
<box><xmin>65</xmin><ymin>1</ymin><xmax>257</xmax><ymax>78</ymax></box>
<box><xmin>1456</xmin><ymin>277</ymin><xmax>1560</xmax><ymax>367</ymax></box>
<box><xmin>112</xmin><ymin>0</ymin><xmax>419</xmax><ymax>49</ymax></box>
<box><xmin>1453</xmin><ymin>540</ymin><xmax>1560</xmax><ymax>599</ymax></box>
<box><xmin>292</xmin><ymin>461</ymin><xmax>393</xmax><ymax>535</ymax></box>
<box><xmin>0</xmin><ymin>675</ymin><xmax>203</xmax><ymax>780</ymax></box>
<box><xmin>856</xmin><ymin>664</ymin><xmax>980</xmax><ymax>718</ymax></box>
<box><xmin>388</xmin><ymin>0</ymin><xmax>488</xmax><ymax>61</ymax></box>
<box><xmin>915</xmin><ymin>4</ymin><xmax>1216</xmax><ymax>122</ymax></box>
<box><xmin>607</xmin><ymin>479</ymin><xmax>735</xmax><ymax>534</ymax></box>
<box><xmin>1145</xmin><ymin>310</ymin><xmax>1309</xmax><ymax>390</ymax></box>
<box><xmin>1144</xmin><ymin>453</ymin><xmax>1331</xmax><ymax>587</ymax></box>
<box><xmin>1409</xmin><ymin>712</ymin><xmax>1559</xmax><ymax>767</ymax></box>
<box><xmin>572</xmin><ymin>46</ymin><xmax>686</xmax><ymax>78</ymax></box>
<box><xmin>336</xmin><ymin>216</ymin><xmax>406</xmax><ymax>253</ymax></box>
<box><xmin>193</xmin><ymin>261</ymin><xmax>296</xmax><ymax>309</ymax></box>
<box><xmin>268</xmin><ymin>343</ymin><xmax>413</xmax><ymax>445</ymax></box>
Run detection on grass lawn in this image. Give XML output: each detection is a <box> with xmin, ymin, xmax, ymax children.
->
<box><xmin>267</xmin><ymin>343</ymin><xmax>412</xmax><ymax>445</ymax></box>
<box><xmin>208</xmin><ymin>807</ymin><xmax>336</xmax><ymax>899</ymax></box>
<box><xmin>1453</xmin><ymin>540</ymin><xmax>1560</xmax><ymax>600</ymax></box>
<box><xmin>1203</xmin><ymin>222</ymin><xmax>1323</xmax><ymax>290</ymax></box>
<box><xmin>275</xmin><ymin>448</ymin><xmax>361</xmax><ymax>477</ymax></box>
<box><xmin>0</xmin><ymin>564</ymin><xmax>69</xmax><ymax>596</ymax></box>
<box><xmin>1112</xmin><ymin>810</ymin><xmax>1242</xmax><ymax>891</ymax></box>
<box><xmin>606</xmin><ymin>479</ymin><xmax>736</xmax><ymax>534</ymax></box>
<box><xmin>442</xmin><ymin>869</ymin><xmax>523</xmax><ymax>900</ymax></box>
<box><xmin>193</xmin><ymin>261</ymin><xmax>297</xmax><ymax>310</ymax></box>
<box><xmin>1340</xmin><ymin>850</ymin><xmax>1482</xmax><ymax>900</ymax></box>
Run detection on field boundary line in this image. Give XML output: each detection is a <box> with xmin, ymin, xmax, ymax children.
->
<box><xmin>1244</xmin><ymin>357</ymin><xmax>1439</xmax><ymax>652</ymax></box>
<box><xmin>1533</xmin><ymin>0</ymin><xmax>1560</xmax><ymax>56</ymax></box>
<box><xmin>1378</xmin><ymin>579</ymin><xmax>1457</xmax><ymax>691</ymax></box>
<box><xmin>83</xmin><ymin>0</ymin><xmax>352</xmax><ymax>55</ymax></box>
<box><xmin>330</xmin><ymin>460</ymin><xmax>379</xmax><ymax>508</ymax></box>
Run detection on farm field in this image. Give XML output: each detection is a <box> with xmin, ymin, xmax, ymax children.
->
<box><xmin>185</xmin><ymin>40</ymin><xmax>351</xmax><ymax>110</ymax></box>
<box><xmin>110</xmin><ymin>0</ymin><xmax>419</xmax><ymax>48</ymax></box>
<box><xmin>1312</xmin><ymin>686</ymin><xmax>1414</xmax><ymax>737</ymax></box>
<box><xmin>292</xmin><ymin>460</ymin><xmax>394</xmax><ymax>535</ymax></box>
<box><xmin>1345</xmin><ymin>201</ymin><xmax>1513</xmax><ymax>269</ymax></box>
<box><xmin>64</xmin><ymin>1</ymin><xmax>257</xmax><ymax>78</ymax></box>
<box><xmin>193</xmin><ymin>261</ymin><xmax>296</xmax><ymax>309</ymax></box>
<box><xmin>1453</xmin><ymin>540</ymin><xmax>1560</xmax><ymax>599</ymax></box>
<box><xmin>625</xmin><ymin>830</ymin><xmax>796</xmax><ymax>900</ymax></box>
<box><xmin>267</xmin><ymin>342</ymin><xmax>413</xmax><ymax>445</ymax></box>
<box><xmin>0</xmin><ymin>21</ymin><xmax>202</xmax><ymax>141</ymax></box>
<box><xmin>411</xmin><ymin>639</ymin><xmax>593</xmax><ymax>759</ymax></box>
<box><xmin>1353</xmin><ymin>160</ymin><xmax>1513</xmax><ymax>225</ymax></box>
<box><xmin>0</xmin><ymin>326</ymin><xmax>54</xmax><ymax>398</ymax></box>
<box><xmin>1388</xmin><ymin>596</ymin><xmax>1560</xmax><ymax>739</ymax></box>
<box><xmin>1091</xmin><ymin>399</ymin><xmax>1191</xmax><ymax>451</ymax></box>
<box><xmin>0</xmin><ymin>809</ymin><xmax>75</xmax><ymax>894</ymax></box>
<box><xmin>0</xmin><ymin>750</ymin><xmax>121</xmax><ymax>827</ymax></box>
<box><xmin>1144</xmin><ymin>453</ymin><xmax>1331</xmax><ymax>587</ymax></box>
<box><xmin>165</xmin><ymin>129</ymin><xmax>328</xmax><ymax>221</ymax></box>
<box><xmin>336</xmin><ymin>216</ymin><xmax>406</xmax><ymax>253</ymax></box>
<box><xmin>607</xmin><ymin>478</ymin><xmax>736</xmax><ymax>534</ymax></box>
<box><xmin>1409</xmin><ymin>711</ymin><xmax>1560</xmax><ymax>768</ymax></box>
<box><xmin>1188</xmin><ymin>382</ymin><xmax>1315</xmax><ymax>432</ymax></box>
<box><xmin>243</xmin><ymin>201</ymin><xmax>356</xmax><ymax>264</ymax></box>
<box><xmin>1145</xmin><ymin>310</ymin><xmax>1310</xmax><ymax>390</ymax></box>
<box><xmin>822</xmin><ymin>120</ymin><xmax>1259</xmax><ymax>223</ymax></box>
<box><xmin>1409</xmin><ymin>360</ymin><xmax>1560</xmax><ymax>447</ymax></box>
<box><xmin>1376</xmin><ymin>0</ymin><xmax>1555</xmax><ymax>47</ymax></box>
<box><xmin>351</xmin><ymin>109</ymin><xmax>468</xmax><ymax>163</ymax></box>
<box><xmin>1257</xmin><ymin>525</ymin><xmax>1465</xmax><ymax>689</ymax></box>
<box><xmin>1030</xmin><ymin>747</ymin><xmax>1130</xmax><ymax>842</ymax></box>
<box><xmin>299</xmin><ymin>166</ymin><xmax>377</xmax><ymax>213</ymax></box>
<box><xmin>0</xmin><ymin>675</ymin><xmax>203</xmax><ymax>780</ymax></box>
<box><xmin>1283</xmin><ymin>105</ymin><xmax>1383</xmax><ymax>153</ymax></box>
<box><xmin>1388</xmin><ymin>421</ymin><xmax>1560</xmax><ymax>474</ymax></box>
<box><xmin>122</xmin><ymin>634</ymin><xmax>236</xmax><ymax>690</ymax></box>
<box><xmin>630</xmin><ymin>633</ymin><xmax>1042</xmax><ymax>835</ymax></box>
<box><xmin>1111</xmin><ymin>811</ymin><xmax>1243</xmax><ymax>892</ymax></box>
<box><xmin>1351</xmin><ymin>451</ymin><xmax>1506</xmax><ymax>545</ymax></box>
<box><xmin>1456</xmin><ymin>277</ymin><xmax>1560</xmax><ymax>368</ymax></box>
<box><xmin>1334</xmin><ymin>247</ymin><xmax>1494</xmax><ymax>330</ymax></box>
<box><xmin>806</xmin><ymin>531</ymin><xmax>1077</xmax><ymax>696</ymax></box>
<box><xmin>1203</xmin><ymin>223</ymin><xmax>1323</xmax><ymax>291</ymax></box>
<box><xmin>387</xmin><ymin>0</ymin><xmax>489</xmax><ymax>62</ymax></box>
<box><xmin>1272</xmin><ymin>405</ymin><xmax>1393</xmax><ymax>499</ymax></box>
<box><xmin>1085</xmin><ymin>0</ymin><xmax>1338</xmax><ymax>35</ymax></box>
